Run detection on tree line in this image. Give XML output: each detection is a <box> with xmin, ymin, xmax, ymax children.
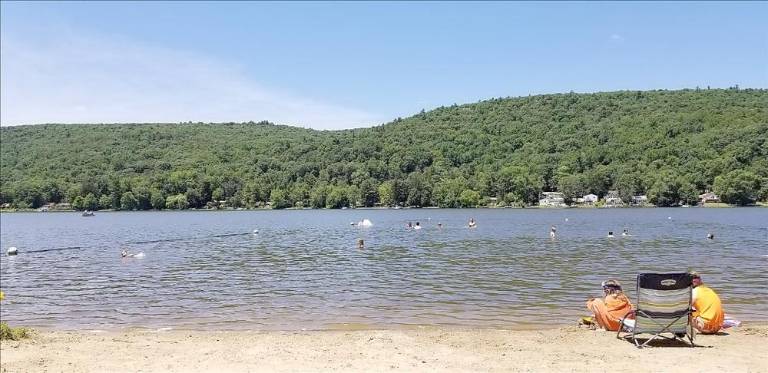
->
<box><xmin>1</xmin><ymin>88</ymin><xmax>766</xmax><ymax>210</ymax></box>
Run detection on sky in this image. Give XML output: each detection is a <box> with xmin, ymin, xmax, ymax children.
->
<box><xmin>1</xmin><ymin>1</ymin><xmax>766</xmax><ymax>130</ymax></box>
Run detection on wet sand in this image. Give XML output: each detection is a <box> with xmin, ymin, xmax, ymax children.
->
<box><xmin>1</xmin><ymin>324</ymin><xmax>766</xmax><ymax>372</ymax></box>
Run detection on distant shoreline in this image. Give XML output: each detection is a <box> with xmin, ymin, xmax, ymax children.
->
<box><xmin>1</xmin><ymin>203</ymin><xmax>766</xmax><ymax>213</ymax></box>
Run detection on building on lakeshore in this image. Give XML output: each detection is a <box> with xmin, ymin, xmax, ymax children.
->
<box><xmin>699</xmin><ymin>191</ymin><xmax>720</xmax><ymax>204</ymax></box>
<box><xmin>582</xmin><ymin>194</ymin><xmax>598</xmax><ymax>205</ymax></box>
<box><xmin>539</xmin><ymin>192</ymin><xmax>566</xmax><ymax>207</ymax></box>
<box><xmin>631</xmin><ymin>195</ymin><xmax>649</xmax><ymax>206</ymax></box>
<box><xmin>603</xmin><ymin>190</ymin><xmax>624</xmax><ymax>207</ymax></box>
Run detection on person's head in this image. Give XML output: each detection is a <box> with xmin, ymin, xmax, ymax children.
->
<box><xmin>121</xmin><ymin>250</ymin><xmax>128</xmax><ymax>257</ymax></box>
<box><xmin>601</xmin><ymin>279</ymin><xmax>623</xmax><ymax>295</ymax></box>
<box><xmin>357</xmin><ymin>239</ymin><xmax>364</xmax><ymax>249</ymax></box>
<box><xmin>407</xmin><ymin>222</ymin><xmax>412</xmax><ymax>227</ymax></box>
<box><xmin>707</xmin><ymin>233</ymin><xmax>714</xmax><ymax>240</ymax></box>
<box><xmin>690</xmin><ymin>271</ymin><xmax>702</xmax><ymax>287</ymax></box>
<box><xmin>437</xmin><ymin>223</ymin><xmax>442</xmax><ymax>227</ymax></box>
<box><xmin>416</xmin><ymin>222</ymin><xmax>420</xmax><ymax>226</ymax></box>
<box><xmin>608</xmin><ymin>231</ymin><xmax>614</xmax><ymax>236</ymax></box>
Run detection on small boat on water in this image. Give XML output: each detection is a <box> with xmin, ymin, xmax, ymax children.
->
<box><xmin>82</xmin><ymin>210</ymin><xmax>95</xmax><ymax>217</ymax></box>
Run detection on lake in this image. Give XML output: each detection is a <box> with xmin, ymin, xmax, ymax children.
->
<box><xmin>1</xmin><ymin>208</ymin><xmax>766</xmax><ymax>331</ymax></box>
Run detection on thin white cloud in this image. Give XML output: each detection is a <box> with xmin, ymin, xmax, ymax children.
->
<box><xmin>0</xmin><ymin>32</ymin><xmax>383</xmax><ymax>130</ymax></box>
<box><xmin>610</xmin><ymin>34</ymin><xmax>624</xmax><ymax>42</ymax></box>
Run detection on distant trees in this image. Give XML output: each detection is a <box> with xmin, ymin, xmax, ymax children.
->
<box><xmin>0</xmin><ymin>89</ymin><xmax>766</xmax><ymax>210</ymax></box>
<box><xmin>714</xmin><ymin>170</ymin><xmax>762</xmax><ymax>206</ymax></box>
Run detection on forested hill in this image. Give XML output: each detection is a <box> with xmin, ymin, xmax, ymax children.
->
<box><xmin>1</xmin><ymin>88</ymin><xmax>767</xmax><ymax>210</ymax></box>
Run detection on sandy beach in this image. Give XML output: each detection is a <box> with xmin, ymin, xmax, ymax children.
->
<box><xmin>1</xmin><ymin>324</ymin><xmax>766</xmax><ymax>372</ymax></box>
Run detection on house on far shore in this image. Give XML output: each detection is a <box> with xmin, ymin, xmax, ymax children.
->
<box><xmin>582</xmin><ymin>194</ymin><xmax>598</xmax><ymax>205</ymax></box>
<box><xmin>699</xmin><ymin>191</ymin><xmax>720</xmax><ymax>204</ymax></box>
<box><xmin>539</xmin><ymin>192</ymin><xmax>567</xmax><ymax>207</ymax></box>
<box><xmin>603</xmin><ymin>190</ymin><xmax>624</xmax><ymax>207</ymax></box>
<box><xmin>0</xmin><ymin>203</ymin><xmax>10</xmax><ymax>209</ymax></box>
<box><xmin>631</xmin><ymin>195</ymin><xmax>649</xmax><ymax>206</ymax></box>
<box><xmin>54</xmin><ymin>202</ymin><xmax>72</xmax><ymax>210</ymax></box>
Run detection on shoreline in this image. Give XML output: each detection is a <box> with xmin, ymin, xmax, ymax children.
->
<box><xmin>2</xmin><ymin>324</ymin><xmax>766</xmax><ymax>372</ymax></box>
<box><xmin>1</xmin><ymin>204</ymin><xmax>766</xmax><ymax>213</ymax></box>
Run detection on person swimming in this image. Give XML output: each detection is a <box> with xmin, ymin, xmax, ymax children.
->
<box><xmin>357</xmin><ymin>239</ymin><xmax>365</xmax><ymax>249</ymax></box>
<box><xmin>607</xmin><ymin>231</ymin><xmax>615</xmax><ymax>238</ymax></box>
<box><xmin>707</xmin><ymin>233</ymin><xmax>714</xmax><ymax>240</ymax></box>
<box><xmin>407</xmin><ymin>222</ymin><xmax>413</xmax><ymax>230</ymax></box>
<box><xmin>468</xmin><ymin>218</ymin><xmax>477</xmax><ymax>228</ymax></box>
<box><xmin>121</xmin><ymin>249</ymin><xmax>144</xmax><ymax>258</ymax></box>
<box><xmin>622</xmin><ymin>228</ymin><xmax>630</xmax><ymax>236</ymax></box>
<box><xmin>414</xmin><ymin>222</ymin><xmax>422</xmax><ymax>230</ymax></box>
<box><xmin>437</xmin><ymin>223</ymin><xmax>443</xmax><ymax>229</ymax></box>
<box><xmin>550</xmin><ymin>225</ymin><xmax>557</xmax><ymax>239</ymax></box>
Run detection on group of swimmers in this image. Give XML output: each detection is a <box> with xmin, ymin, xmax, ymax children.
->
<box><xmin>585</xmin><ymin>271</ymin><xmax>727</xmax><ymax>334</ymax></box>
<box><xmin>404</xmin><ymin>218</ymin><xmax>477</xmax><ymax>230</ymax></box>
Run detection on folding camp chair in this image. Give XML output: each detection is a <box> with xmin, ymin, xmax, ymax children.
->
<box><xmin>617</xmin><ymin>273</ymin><xmax>695</xmax><ymax>348</ymax></box>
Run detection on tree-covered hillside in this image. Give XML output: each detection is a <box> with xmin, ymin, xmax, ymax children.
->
<box><xmin>1</xmin><ymin>88</ymin><xmax>766</xmax><ymax>210</ymax></box>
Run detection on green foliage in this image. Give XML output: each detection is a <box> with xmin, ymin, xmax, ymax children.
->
<box><xmin>459</xmin><ymin>189</ymin><xmax>481</xmax><ymax>207</ymax></box>
<box><xmin>165</xmin><ymin>194</ymin><xmax>189</xmax><ymax>209</ymax></box>
<box><xmin>98</xmin><ymin>194</ymin><xmax>112</xmax><ymax>210</ymax></box>
<box><xmin>1</xmin><ymin>90</ymin><xmax>766</xmax><ymax>209</ymax></box>
<box><xmin>120</xmin><ymin>192</ymin><xmax>138</xmax><ymax>210</ymax></box>
<box><xmin>0</xmin><ymin>322</ymin><xmax>31</xmax><ymax>340</ymax></box>
<box><xmin>714</xmin><ymin>170</ymin><xmax>762</xmax><ymax>206</ymax></box>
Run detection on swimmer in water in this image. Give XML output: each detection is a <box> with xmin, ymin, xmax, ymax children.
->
<box><xmin>707</xmin><ymin>233</ymin><xmax>714</xmax><ymax>240</ymax></box>
<box><xmin>437</xmin><ymin>223</ymin><xmax>443</xmax><ymax>229</ymax></box>
<box><xmin>607</xmin><ymin>231</ymin><xmax>615</xmax><ymax>238</ymax></box>
<box><xmin>121</xmin><ymin>249</ymin><xmax>144</xmax><ymax>258</ymax></box>
<box><xmin>414</xmin><ymin>222</ymin><xmax>422</xmax><ymax>230</ymax></box>
<box><xmin>550</xmin><ymin>225</ymin><xmax>557</xmax><ymax>239</ymax></box>
<box><xmin>407</xmin><ymin>222</ymin><xmax>413</xmax><ymax>230</ymax></box>
<box><xmin>622</xmin><ymin>228</ymin><xmax>630</xmax><ymax>237</ymax></box>
<box><xmin>468</xmin><ymin>218</ymin><xmax>477</xmax><ymax>228</ymax></box>
<box><xmin>357</xmin><ymin>239</ymin><xmax>365</xmax><ymax>249</ymax></box>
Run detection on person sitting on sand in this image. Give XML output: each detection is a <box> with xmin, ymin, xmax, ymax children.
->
<box><xmin>690</xmin><ymin>271</ymin><xmax>725</xmax><ymax>334</ymax></box>
<box><xmin>468</xmin><ymin>218</ymin><xmax>477</xmax><ymax>228</ymax></box>
<box><xmin>586</xmin><ymin>280</ymin><xmax>634</xmax><ymax>331</ymax></box>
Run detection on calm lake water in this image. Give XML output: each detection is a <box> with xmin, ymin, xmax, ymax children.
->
<box><xmin>1</xmin><ymin>209</ymin><xmax>766</xmax><ymax>331</ymax></box>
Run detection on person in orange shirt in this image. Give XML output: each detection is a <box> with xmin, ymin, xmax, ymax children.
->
<box><xmin>586</xmin><ymin>279</ymin><xmax>634</xmax><ymax>331</ymax></box>
<box><xmin>690</xmin><ymin>271</ymin><xmax>725</xmax><ymax>334</ymax></box>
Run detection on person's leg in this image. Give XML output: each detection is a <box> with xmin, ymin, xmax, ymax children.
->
<box><xmin>587</xmin><ymin>298</ymin><xmax>619</xmax><ymax>330</ymax></box>
<box><xmin>693</xmin><ymin>316</ymin><xmax>721</xmax><ymax>334</ymax></box>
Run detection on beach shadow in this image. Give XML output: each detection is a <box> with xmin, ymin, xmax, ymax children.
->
<box><xmin>619</xmin><ymin>337</ymin><xmax>711</xmax><ymax>348</ymax></box>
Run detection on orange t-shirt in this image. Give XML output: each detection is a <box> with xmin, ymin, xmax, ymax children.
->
<box><xmin>605</xmin><ymin>293</ymin><xmax>634</xmax><ymax>321</ymax></box>
<box><xmin>693</xmin><ymin>285</ymin><xmax>724</xmax><ymax>328</ymax></box>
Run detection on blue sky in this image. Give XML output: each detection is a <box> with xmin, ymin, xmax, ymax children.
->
<box><xmin>2</xmin><ymin>1</ymin><xmax>766</xmax><ymax>129</ymax></box>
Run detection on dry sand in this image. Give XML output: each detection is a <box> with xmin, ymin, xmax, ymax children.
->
<box><xmin>1</xmin><ymin>324</ymin><xmax>767</xmax><ymax>372</ymax></box>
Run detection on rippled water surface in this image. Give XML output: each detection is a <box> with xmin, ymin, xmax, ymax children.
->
<box><xmin>1</xmin><ymin>209</ymin><xmax>766</xmax><ymax>330</ymax></box>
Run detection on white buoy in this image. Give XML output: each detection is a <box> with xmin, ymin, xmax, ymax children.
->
<box><xmin>7</xmin><ymin>246</ymin><xmax>18</xmax><ymax>256</ymax></box>
<box><xmin>565</xmin><ymin>218</ymin><xmax>569</xmax><ymax>222</ymax></box>
<box><xmin>668</xmin><ymin>216</ymin><xmax>672</xmax><ymax>220</ymax></box>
